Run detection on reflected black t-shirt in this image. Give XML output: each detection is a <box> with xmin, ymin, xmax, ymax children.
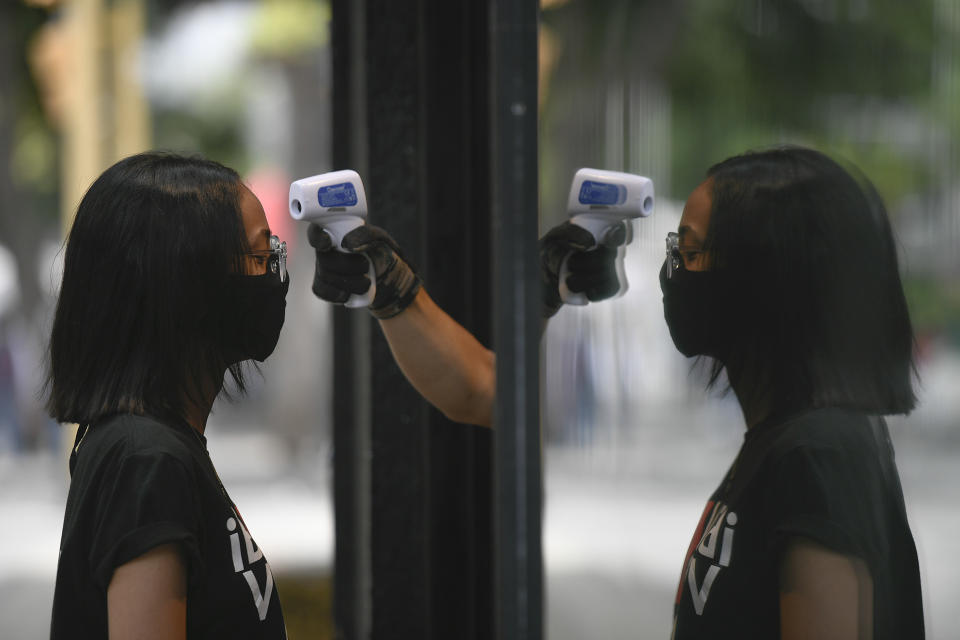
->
<box><xmin>50</xmin><ymin>414</ymin><xmax>287</xmax><ymax>639</ymax></box>
<box><xmin>672</xmin><ymin>408</ymin><xmax>923</xmax><ymax>639</ymax></box>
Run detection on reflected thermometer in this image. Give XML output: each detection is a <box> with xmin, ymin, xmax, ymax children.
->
<box><xmin>559</xmin><ymin>168</ymin><xmax>655</xmax><ymax>305</ymax></box>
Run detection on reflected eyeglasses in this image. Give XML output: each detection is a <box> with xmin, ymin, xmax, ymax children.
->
<box><xmin>247</xmin><ymin>235</ymin><xmax>288</xmax><ymax>282</ymax></box>
<box><xmin>665</xmin><ymin>232</ymin><xmax>707</xmax><ymax>279</ymax></box>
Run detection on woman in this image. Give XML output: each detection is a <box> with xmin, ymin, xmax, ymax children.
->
<box><xmin>309</xmin><ymin>146</ymin><xmax>924</xmax><ymax>637</ymax></box>
<box><xmin>47</xmin><ymin>152</ymin><xmax>290</xmax><ymax>639</ymax></box>
<box><xmin>661</xmin><ymin>147</ymin><xmax>923</xmax><ymax>638</ymax></box>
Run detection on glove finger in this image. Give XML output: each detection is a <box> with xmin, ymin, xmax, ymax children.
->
<box><xmin>566</xmin><ymin>245</ymin><xmax>617</xmax><ymax>271</ymax></box>
<box><xmin>600</xmin><ymin>221</ymin><xmax>630</xmax><ymax>248</ymax></box>
<box><xmin>565</xmin><ymin>266</ymin><xmax>618</xmax><ymax>294</ymax></box>
<box><xmin>320</xmin><ymin>271</ymin><xmax>371</xmax><ymax>296</ymax></box>
<box><xmin>540</xmin><ymin>221</ymin><xmax>596</xmax><ymax>253</ymax></box>
<box><xmin>566</xmin><ymin>248</ymin><xmax>618</xmax><ymax>295</ymax></box>
<box><xmin>585</xmin><ymin>275</ymin><xmax>621</xmax><ymax>302</ymax></box>
<box><xmin>307</xmin><ymin>223</ymin><xmax>335</xmax><ymax>251</ymax></box>
<box><xmin>312</xmin><ymin>278</ymin><xmax>350</xmax><ymax>304</ymax></box>
<box><xmin>342</xmin><ymin>224</ymin><xmax>401</xmax><ymax>254</ymax></box>
<box><xmin>317</xmin><ymin>249</ymin><xmax>370</xmax><ymax>276</ymax></box>
<box><xmin>540</xmin><ymin>223</ymin><xmax>596</xmax><ymax>287</ymax></box>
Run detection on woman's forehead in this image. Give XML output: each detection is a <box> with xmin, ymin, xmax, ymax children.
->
<box><xmin>679</xmin><ymin>179</ymin><xmax>712</xmax><ymax>243</ymax></box>
<box><xmin>239</xmin><ymin>185</ymin><xmax>271</xmax><ymax>247</ymax></box>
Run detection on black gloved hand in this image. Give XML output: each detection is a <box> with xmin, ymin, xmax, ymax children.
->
<box><xmin>539</xmin><ymin>220</ymin><xmax>630</xmax><ymax>319</ymax></box>
<box><xmin>307</xmin><ymin>223</ymin><xmax>423</xmax><ymax>319</ymax></box>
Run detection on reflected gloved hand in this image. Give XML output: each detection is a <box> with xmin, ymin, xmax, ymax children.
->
<box><xmin>307</xmin><ymin>223</ymin><xmax>423</xmax><ymax>319</ymax></box>
<box><xmin>539</xmin><ymin>220</ymin><xmax>630</xmax><ymax>319</ymax></box>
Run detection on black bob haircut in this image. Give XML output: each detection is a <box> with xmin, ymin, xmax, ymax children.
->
<box><xmin>46</xmin><ymin>151</ymin><xmax>254</xmax><ymax>426</ymax></box>
<box><xmin>701</xmin><ymin>146</ymin><xmax>916</xmax><ymax>416</ymax></box>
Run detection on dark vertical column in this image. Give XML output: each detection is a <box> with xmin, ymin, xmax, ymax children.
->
<box><xmin>331</xmin><ymin>0</ymin><xmax>494</xmax><ymax>638</ymax></box>
<box><xmin>363</xmin><ymin>2</ymin><xmax>435</xmax><ymax>638</ymax></box>
<box><xmin>490</xmin><ymin>1</ymin><xmax>543</xmax><ymax>639</ymax></box>
<box><xmin>330</xmin><ymin>1</ymin><xmax>372</xmax><ymax>639</ymax></box>
<box><xmin>421</xmin><ymin>2</ymin><xmax>494</xmax><ymax>638</ymax></box>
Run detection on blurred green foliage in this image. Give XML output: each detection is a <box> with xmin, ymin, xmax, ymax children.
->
<box><xmin>12</xmin><ymin>108</ymin><xmax>58</xmax><ymax>195</ymax></box>
<box><xmin>5</xmin><ymin>3</ymin><xmax>59</xmax><ymax>218</ymax></box>
<box><xmin>153</xmin><ymin>107</ymin><xmax>251</xmax><ymax>174</ymax></box>
<box><xmin>543</xmin><ymin>0</ymin><xmax>944</xmax><ymax>199</ymax></box>
<box><xmin>666</xmin><ymin>0</ymin><xmax>938</xmax><ymax>198</ymax></box>
<box><xmin>275</xmin><ymin>572</ymin><xmax>334</xmax><ymax>640</ymax></box>
<box><xmin>251</xmin><ymin>0</ymin><xmax>331</xmax><ymax>58</ymax></box>
<box><xmin>904</xmin><ymin>275</ymin><xmax>960</xmax><ymax>341</ymax></box>
<box><xmin>150</xmin><ymin>0</ymin><xmax>330</xmax><ymax>174</ymax></box>
<box><xmin>542</xmin><ymin>0</ymin><xmax>958</xmax><ymax>338</ymax></box>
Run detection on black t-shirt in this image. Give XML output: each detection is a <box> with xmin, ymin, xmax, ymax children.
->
<box><xmin>672</xmin><ymin>408</ymin><xmax>924</xmax><ymax>639</ymax></box>
<box><xmin>50</xmin><ymin>414</ymin><xmax>287</xmax><ymax>639</ymax></box>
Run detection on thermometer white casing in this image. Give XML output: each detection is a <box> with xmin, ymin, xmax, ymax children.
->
<box><xmin>558</xmin><ymin>168</ymin><xmax>655</xmax><ymax>306</ymax></box>
<box><xmin>289</xmin><ymin>170</ymin><xmax>376</xmax><ymax>308</ymax></box>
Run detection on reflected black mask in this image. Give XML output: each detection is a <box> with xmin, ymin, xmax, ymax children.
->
<box><xmin>659</xmin><ymin>261</ymin><xmax>732</xmax><ymax>358</ymax></box>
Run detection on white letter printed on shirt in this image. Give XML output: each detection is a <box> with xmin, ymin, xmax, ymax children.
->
<box><xmin>243</xmin><ymin>565</ymin><xmax>275</xmax><ymax>621</ymax></box>
<box><xmin>687</xmin><ymin>559</ymin><xmax>721</xmax><ymax>615</ymax></box>
<box><xmin>686</xmin><ymin>504</ymin><xmax>737</xmax><ymax>615</ymax></box>
<box><xmin>227</xmin><ymin>517</ymin><xmax>244</xmax><ymax>572</ymax></box>
<box><xmin>226</xmin><ymin>514</ymin><xmax>275</xmax><ymax>621</ymax></box>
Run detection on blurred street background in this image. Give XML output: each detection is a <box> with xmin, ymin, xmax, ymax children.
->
<box><xmin>1</xmin><ymin>0</ymin><xmax>959</xmax><ymax>638</ymax></box>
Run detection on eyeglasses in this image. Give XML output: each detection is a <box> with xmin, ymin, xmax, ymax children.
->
<box><xmin>247</xmin><ymin>235</ymin><xmax>288</xmax><ymax>282</ymax></box>
<box><xmin>665</xmin><ymin>232</ymin><xmax>707</xmax><ymax>278</ymax></box>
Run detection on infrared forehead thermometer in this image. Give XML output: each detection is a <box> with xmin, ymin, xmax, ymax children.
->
<box><xmin>559</xmin><ymin>168</ymin><xmax>655</xmax><ymax>305</ymax></box>
<box><xmin>289</xmin><ymin>170</ymin><xmax>376</xmax><ymax>308</ymax></box>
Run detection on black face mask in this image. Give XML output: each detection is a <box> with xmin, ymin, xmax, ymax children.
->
<box><xmin>659</xmin><ymin>260</ymin><xmax>732</xmax><ymax>358</ymax></box>
<box><xmin>220</xmin><ymin>272</ymin><xmax>290</xmax><ymax>364</ymax></box>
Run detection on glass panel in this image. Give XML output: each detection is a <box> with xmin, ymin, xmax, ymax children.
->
<box><xmin>540</xmin><ymin>1</ymin><xmax>958</xmax><ymax>637</ymax></box>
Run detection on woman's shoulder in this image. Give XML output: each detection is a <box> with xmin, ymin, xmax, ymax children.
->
<box><xmin>83</xmin><ymin>413</ymin><xmax>201</xmax><ymax>461</ymax></box>
<box><xmin>756</xmin><ymin>407</ymin><xmax>892</xmax><ymax>470</ymax></box>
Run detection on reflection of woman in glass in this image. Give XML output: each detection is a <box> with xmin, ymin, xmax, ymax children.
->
<box><xmin>311</xmin><ymin>145</ymin><xmax>923</xmax><ymax>637</ymax></box>
<box><xmin>660</xmin><ymin>147</ymin><xmax>922</xmax><ymax>638</ymax></box>
<box><xmin>47</xmin><ymin>153</ymin><xmax>290</xmax><ymax>638</ymax></box>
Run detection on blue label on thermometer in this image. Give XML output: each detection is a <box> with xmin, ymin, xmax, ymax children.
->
<box><xmin>318</xmin><ymin>182</ymin><xmax>358</xmax><ymax>208</ymax></box>
<box><xmin>579</xmin><ymin>180</ymin><xmax>626</xmax><ymax>206</ymax></box>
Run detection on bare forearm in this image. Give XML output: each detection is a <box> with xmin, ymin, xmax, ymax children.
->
<box><xmin>378</xmin><ymin>288</ymin><xmax>495</xmax><ymax>427</ymax></box>
<box><xmin>307</xmin><ymin>219</ymin><xmax>619</xmax><ymax>427</ymax></box>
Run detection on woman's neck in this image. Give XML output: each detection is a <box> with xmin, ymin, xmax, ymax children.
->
<box><xmin>726</xmin><ymin>365</ymin><xmax>772</xmax><ymax>430</ymax></box>
<box><xmin>182</xmin><ymin>375</ymin><xmax>220</xmax><ymax>435</ymax></box>
<box><xmin>727</xmin><ymin>364</ymin><xmax>811</xmax><ymax>430</ymax></box>
<box><xmin>184</xmin><ymin>402</ymin><xmax>211</xmax><ymax>435</ymax></box>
